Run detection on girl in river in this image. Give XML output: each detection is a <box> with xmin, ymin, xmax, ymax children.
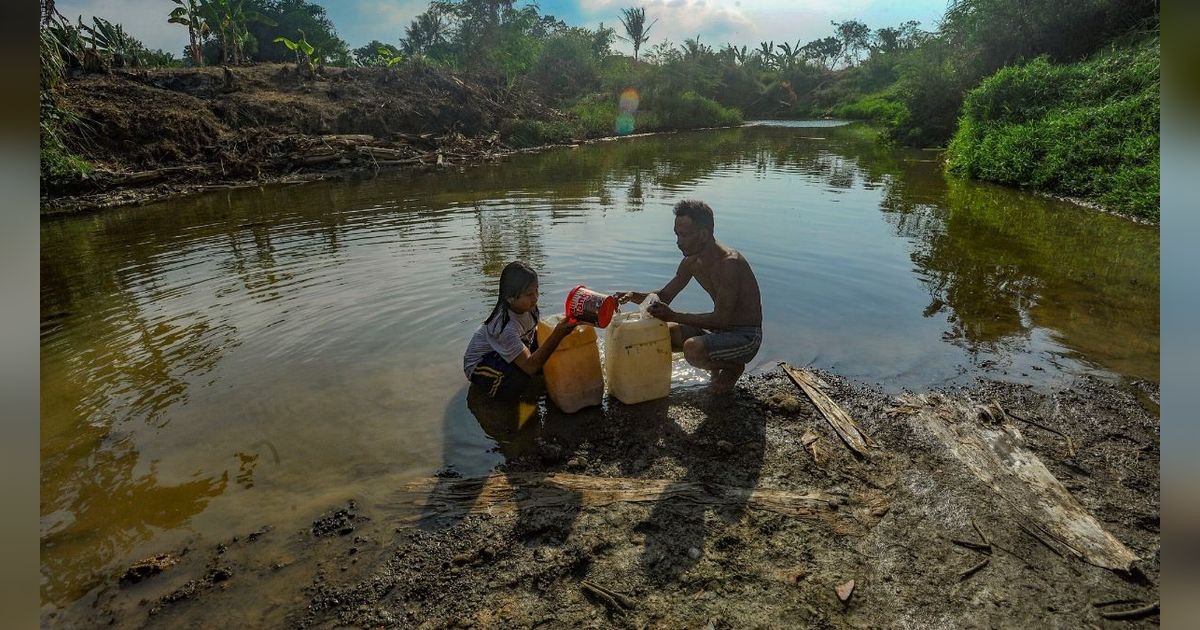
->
<box><xmin>462</xmin><ymin>260</ymin><xmax>576</xmax><ymax>399</ymax></box>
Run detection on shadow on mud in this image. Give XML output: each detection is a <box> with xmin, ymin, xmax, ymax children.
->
<box><xmin>420</xmin><ymin>383</ymin><xmax>766</xmax><ymax>583</ymax></box>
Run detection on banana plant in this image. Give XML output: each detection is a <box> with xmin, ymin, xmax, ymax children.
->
<box><xmin>274</xmin><ymin>28</ymin><xmax>315</xmax><ymax>67</ymax></box>
<box><xmin>756</xmin><ymin>41</ymin><xmax>775</xmax><ymax>70</ymax></box>
<box><xmin>196</xmin><ymin>0</ymin><xmax>275</xmax><ymax>65</ymax></box>
<box><xmin>168</xmin><ymin>0</ymin><xmax>206</xmax><ymax>65</ymax></box>
<box><xmin>773</xmin><ymin>41</ymin><xmax>802</xmax><ymax>71</ymax></box>
<box><xmin>77</xmin><ymin>16</ymin><xmax>145</xmax><ymax>67</ymax></box>
<box><xmin>379</xmin><ymin>47</ymin><xmax>405</xmax><ymax>67</ymax></box>
<box><xmin>721</xmin><ymin>43</ymin><xmax>748</xmax><ymax>66</ymax></box>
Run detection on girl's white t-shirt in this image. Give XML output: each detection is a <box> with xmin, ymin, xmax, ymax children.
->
<box><xmin>462</xmin><ymin>309</ymin><xmax>536</xmax><ymax>378</ymax></box>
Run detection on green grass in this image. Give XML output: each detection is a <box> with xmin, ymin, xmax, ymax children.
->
<box><xmin>831</xmin><ymin>91</ymin><xmax>909</xmax><ymax>129</ymax></box>
<box><xmin>946</xmin><ymin>37</ymin><xmax>1159</xmax><ymax>220</ymax></box>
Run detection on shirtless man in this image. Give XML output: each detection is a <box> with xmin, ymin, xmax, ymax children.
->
<box><xmin>617</xmin><ymin>200</ymin><xmax>763</xmax><ymax>394</ymax></box>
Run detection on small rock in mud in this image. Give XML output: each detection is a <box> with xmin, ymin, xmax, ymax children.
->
<box><xmin>436</xmin><ymin>467</ymin><xmax>462</xmax><ymax>479</ymax></box>
<box><xmin>836</xmin><ymin>579</ymin><xmax>855</xmax><ymax>604</ymax></box>
<box><xmin>119</xmin><ymin>553</ymin><xmax>178</xmax><ymax>585</ymax></box>
<box><xmin>766</xmin><ymin>392</ymin><xmax>803</xmax><ymax>413</ymax></box>
<box><xmin>312</xmin><ymin>501</ymin><xmax>361</xmax><ymax>537</ymax></box>
<box><xmin>206</xmin><ymin>566</ymin><xmax>233</xmax><ymax>583</ymax></box>
<box><xmin>246</xmin><ymin>525</ymin><xmax>272</xmax><ymax>542</ymax></box>
<box><xmin>688</xmin><ymin>547</ymin><xmax>702</xmax><ymax>560</ymax></box>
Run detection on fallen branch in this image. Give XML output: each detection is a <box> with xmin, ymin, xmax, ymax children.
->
<box><xmin>958</xmin><ymin>557</ymin><xmax>990</xmax><ymax>580</ymax></box>
<box><xmin>1018</xmin><ymin>522</ymin><xmax>1066</xmax><ymax>558</ymax></box>
<box><xmin>1092</xmin><ymin>597</ymin><xmax>1142</xmax><ymax>608</ymax></box>
<box><xmin>1098</xmin><ymin>601</ymin><xmax>1158</xmax><ymax>620</ymax></box>
<box><xmin>972</xmin><ymin>519</ymin><xmax>991</xmax><ymax>546</ymax></box>
<box><xmin>780</xmin><ymin>363</ymin><xmax>876</xmax><ymax>457</ymax></box>
<box><xmin>949</xmin><ymin>538</ymin><xmax>993</xmax><ymax>554</ymax></box>
<box><xmin>580</xmin><ymin>579</ymin><xmax>635</xmax><ymax>613</ymax></box>
<box><xmin>1002</xmin><ymin>406</ymin><xmax>1076</xmax><ymax>457</ymax></box>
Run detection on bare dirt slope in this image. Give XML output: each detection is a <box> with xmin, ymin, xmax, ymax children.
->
<box><xmin>87</xmin><ymin>370</ymin><xmax>1159</xmax><ymax>629</ymax></box>
<box><xmin>44</xmin><ymin>64</ymin><xmax>566</xmax><ymax>212</ymax></box>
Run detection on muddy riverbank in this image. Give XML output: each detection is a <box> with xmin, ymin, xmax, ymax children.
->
<box><xmin>42</xmin><ymin>63</ymin><xmax>571</xmax><ymax>215</ymax></box>
<box><xmin>71</xmin><ymin>368</ymin><xmax>1159</xmax><ymax>628</ymax></box>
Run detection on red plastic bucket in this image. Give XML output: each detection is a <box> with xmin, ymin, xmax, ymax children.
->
<box><xmin>565</xmin><ymin>285</ymin><xmax>617</xmax><ymax>328</ymax></box>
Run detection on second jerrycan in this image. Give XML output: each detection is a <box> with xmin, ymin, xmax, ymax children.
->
<box><xmin>536</xmin><ymin>314</ymin><xmax>604</xmax><ymax>413</ymax></box>
<box><xmin>604</xmin><ymin>311</ymin><xmax>672</xmax><ymax>404</ymax></box>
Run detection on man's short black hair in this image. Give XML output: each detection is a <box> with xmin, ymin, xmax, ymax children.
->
<box><xmin>673</xmin><ymin>199</ymin><xmax>714</xmax><ymax>232</ymax></box>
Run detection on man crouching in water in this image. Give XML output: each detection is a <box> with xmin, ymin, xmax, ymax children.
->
<box><xmin>617</xmin><ymin>199</ymin><xmax>763</xmax><ymax>394</ymax></box>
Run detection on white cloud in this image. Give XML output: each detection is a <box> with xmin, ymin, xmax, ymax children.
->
<box><xmin>580</xmin><ymin>0</ymin><xmax>935</xmax><ymax>54</ymax></box>
<box><xmin>342</xmin><ymin>0</ymin><xmax>427</xmax><ymax>45</ymax></box>
<box><xmin>56</xmin><ymin>0</ymin><xmax>189</xmax><ymax>54</ymax></box>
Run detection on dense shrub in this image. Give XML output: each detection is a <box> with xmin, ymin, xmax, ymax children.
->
<box><xmin>946</xmin><ymin>38</ymin><xmax>1159</xmax><ymax>219</ymax></box>
<box><xmin>652</xmin><ymin>91</ymin><xmax>742</xmax><ymax>129</ymax></box>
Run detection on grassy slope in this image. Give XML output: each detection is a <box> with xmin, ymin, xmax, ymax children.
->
<box><xmin>945</xmin><ymin>38</ymin><xmax>1160</xmax><ymax>220</ymax></box>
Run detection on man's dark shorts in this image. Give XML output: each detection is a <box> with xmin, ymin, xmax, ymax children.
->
<box><xmin>680</xmin><ymin>324</ymin><xmax>763</xmax><ymax>365</ymax></box>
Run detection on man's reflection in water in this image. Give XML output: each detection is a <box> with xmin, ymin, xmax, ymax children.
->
<box><xmin>419</xmin><ymin>382</ymin><xmax>581</xmax><ymax>545</ymax></box>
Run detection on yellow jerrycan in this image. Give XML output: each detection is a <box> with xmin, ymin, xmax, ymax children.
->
<box><xmin>604</xmin><ymin>311</ymin><xmax>671</xmax><ymax>404</ymax></box>
<box><xmin>536</xmin><ymin>314</ymin><xmax>604</xmax><ymax>413</ymax></box>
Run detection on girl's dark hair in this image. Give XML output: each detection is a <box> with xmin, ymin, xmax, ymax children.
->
<box><xmin>485</xmin><ymin>260</ymin><xmax>539</xmax><ymax>332</ymax></box>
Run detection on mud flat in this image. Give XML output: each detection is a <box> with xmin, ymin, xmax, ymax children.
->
<box><xmin>65</xmin><ymin>366</ymin><xmax>1159</xmax><ymax>628</ymax></box>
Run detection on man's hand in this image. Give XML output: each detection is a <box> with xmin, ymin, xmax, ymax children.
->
<box><xmin>647</xmin><ymin>300</ymin><xmax>675</xmax><ymax>322</ymax></box>
<box><xmin>615</xmin><ymin>291</ymin><xmax>647</xmax><ymax>304</ymax></box>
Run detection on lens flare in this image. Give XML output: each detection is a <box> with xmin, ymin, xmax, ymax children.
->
<box><xmin>614</xmin><ymin>113</ymin><xmax>635</xmax><ymax>135</ymax></box>
<box><xmin>618</xmin><ymin>87</ymin><xmax>640</xmax><ymax>113</ymax></box>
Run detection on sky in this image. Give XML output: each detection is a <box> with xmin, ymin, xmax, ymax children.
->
<box><xmin>55</xmin><ymin>0</ymin><xmax>949</xmax><ymax>59</ymax></box>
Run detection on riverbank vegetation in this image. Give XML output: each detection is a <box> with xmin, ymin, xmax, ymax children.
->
<box><xmin>39</xmin><ymin>0</ymin><xmax>1159</xmax><ymax>218</ymax></box>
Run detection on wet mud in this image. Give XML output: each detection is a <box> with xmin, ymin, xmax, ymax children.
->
<box><xmin>74</xmin><ymin>369</ymin><xmax>1160</xmax><ymax>628</ymax></box>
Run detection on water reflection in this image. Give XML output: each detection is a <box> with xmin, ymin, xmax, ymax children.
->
<box><xmin>40</xmin><ymin>122</ymin><xmax>1158</xmax><ymax>613</ymax></box>
<box><xmin>40</xmin><ymin>429</ymin><xmax>227</xmax><ymax>605</ymax></box>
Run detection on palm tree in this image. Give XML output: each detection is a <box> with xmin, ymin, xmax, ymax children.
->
<box><xmin>774</xmin><ymin>41</ymin><xmax>801</xmax><ymax>71</ymax></box>
<box><xmin>754</xmin><ymin>41</ymin><xmax>776</xmax><ymax>70</ymax></box>
<box><xmin>617</xmin><ymin>7</ymin><xmax>658</xmax><ymax>61</ymax></box>
<box><xmin>402</xmin><ymin>9</ymin><xmax>449</xmax><ymax>57</ymax></box>
<box><xmin>721</xmin><ymin>43</ymin><xmax>747</xmax><ymax>66</ymax></box>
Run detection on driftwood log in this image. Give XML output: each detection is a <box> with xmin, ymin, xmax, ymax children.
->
<box><xmin>890</xmin><ymin>393</ymin><xmax>1138</xmax><ymax>572</ymax></box>
<box><xmin>780</xmin><ymin>362</ymin><xmax>877</xmax><ymax>457</ymax></box>
<box><xmin>390</xmin><ymin>472</ymin><xmax>887</xmax><ymax>534</ymax></box>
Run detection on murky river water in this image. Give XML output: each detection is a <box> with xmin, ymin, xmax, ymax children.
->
<box><xmin>40</xmin><ymin>122</ymin><xmax>1158</xmax><ymax>615</ymax></box>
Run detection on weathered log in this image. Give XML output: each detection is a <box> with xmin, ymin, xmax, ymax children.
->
<box><xmin>895</xmin><ymin>393</ymin><xmax>1138</xmax><ymax>572</ymax></box>
<box><xmin>780</xmin><ymin>362</ymin><xmax>877</xmax><ymax>457</ymax></box>
<box><xmin>322</xmin><ymin>134</ymin><xmax>377</xmax><ymax>144</ymax></box>
<box><xmin>357</xmin><ymin>146</ymin><xmax>410</xmax><ymax>158</ymax></box>
<box><xmin>292</xmin><ymin>152</ymin><xmax>345</xmax><ymax>166</ymax></box>
<box><xmin>391</xmin><ymin>472</ymin><xmax>877</xmax><ymax>531</ymax></box>
<box><xmin>118</xmin><ymin>166</ymin><xmax>192</xmax><ymax>186</ymax></box>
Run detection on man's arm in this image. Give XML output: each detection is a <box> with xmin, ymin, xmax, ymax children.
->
<box><xmin>648</xmin><ymin>258</ymin><xmax>739</xmax><ymax>329</ymax></box>
<box><xmin>616</xmin><ymin>259</ymin><xmax>693</xmax><ymax>305</ymax></box>
<box><xmin>656</xmin><ymin>259</ymin><xmax>693</xmax><ymax>304</ymax></box>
